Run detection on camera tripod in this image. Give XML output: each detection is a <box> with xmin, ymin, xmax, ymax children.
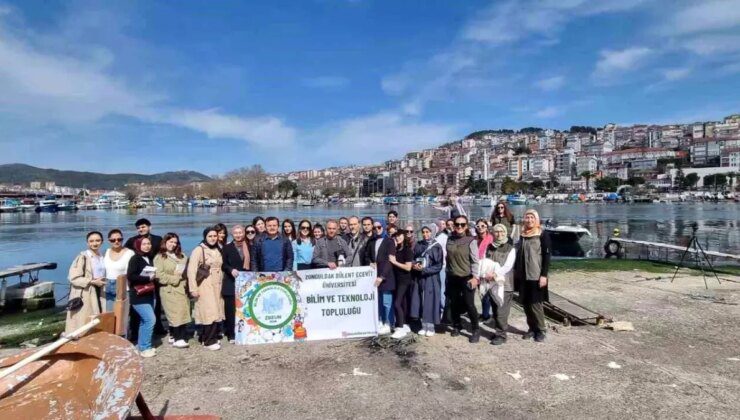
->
<box><xmin>671</xmin><ymin>223</ymin><xmax>721</xmax><ymax>289</ymax></box>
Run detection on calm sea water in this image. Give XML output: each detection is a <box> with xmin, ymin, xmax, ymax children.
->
<box><xmin>1</xmin><ymin>202</ymin><xmax>738</xmax><ymax>303</ymax></box>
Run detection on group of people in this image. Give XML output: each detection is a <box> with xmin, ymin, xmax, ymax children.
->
<box><xmin>65</xmin><ymin>202</ymin><xmax>551</xmax><ymax>358</ymax></box>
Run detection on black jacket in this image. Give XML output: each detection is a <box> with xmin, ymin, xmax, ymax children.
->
<box><xmin>365</xmin><ymin>236</ymin><xmax>396</xmax><ymax>292</ymax></box>
<box><xmin>125</xmin><ymin>234</ymin><xmax>163</xmax><ymax>260</ymax></box>
<box><xmin>127</xmin><ymin>254</ymin><xmax>155</xmax><ymax>305</ymax></box>
<box><xmin>222</xmin><ymin>242</ymin><xmax>246</xmax><ymax>296</ymax></box>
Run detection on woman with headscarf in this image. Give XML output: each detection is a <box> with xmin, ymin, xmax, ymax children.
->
<box><xmin>188</xmin><ymin>226</ymin><xmax>225</xmax><ymax>350</ymax></box>
<box><xmin>482</xmin><ymin>224</ymin><xmax>517</xmax><ymax>345</ymax></box>
<box><xmin>514</xmin><ymin>209</ymin><xmax>551</xmax><ymax>343</ymax></box>
<box><xmin>154</xmin><ymin>233</ymin><xmax>191</xmax><ymax>348</ymax></box>
<box><xmin>127</xmin><ymin>236</ymin><xmax>158</xmax><ymax>357</ymax></box>
<box><xmin>410</xmin><ymin>224</ymin><xmax>444</xmax><ymax>337</ymax></box>
<box><xmin>65</xmin><ymin>231</ymin><xmax>107</xmax><ymax>336</ymax></box>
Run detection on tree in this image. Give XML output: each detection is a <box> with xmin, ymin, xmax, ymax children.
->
<box><xmin>277</xmin><ymin>180</ymin><xmax>297</xmax><ymax>199</ymax></box>
<box><xmin>684</xmin><ymin>173</ymin><xmax>699</xmax><ymax>190</ymax></box>
<box><xmin>416</xmin><ymin>187</ymin><xmax>429</xmax><ymax>196</ymax></box>
<box><xmin>595</xmin><ymin>177</ymin><xmax>620</xmax><ymax>192</ymax></box>
<box><xmin>627</xmin><ymin>176</ymin><xmax>645</xmax><ymax>187</ymax></box>
<box><xmin>580</xmin><ymin>171</ymin><xmax>594</xmax><ymax>191</ymax></box>
<box><xmin>569</xmin><ymin>126</ymin><xmax>597</xmax><ymax>135</ymax></box>
<box><xmin>501</xmin><ymin>177</ymin><xmax>519</xmax><ymax>194</ymax></box>
<box><xmin>703</xmin><ymin>174</ymin><xmax>727</xmax><ymax>191</ymax></box>
<box><xmin>124</xmin><ymin>184</ymin><xmax>140</xmax><ymax>201</ymax></box>
<box><xmin>530</xmin><ymin>179</ymin><xmax>545</xmax><ymax>192</ymax></box>
<box><xmin>673</xmin><ymin>168</ymin><xmax>686</xmax><ymax>191</ymax></box>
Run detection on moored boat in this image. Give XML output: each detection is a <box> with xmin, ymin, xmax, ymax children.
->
<box><xmin>544</xmin><ymin>221</ymin><xmax>592</xmax><ymax>257</ymax></box>
<box><xmin>34</xmin><ymin>196</ymin><xmax>59</xmax><ymax>213</ymax></box>
<box><xmin>0</xmin><ymin>199</ymin><xmax>21</xmax><ymax>213</ymax></box>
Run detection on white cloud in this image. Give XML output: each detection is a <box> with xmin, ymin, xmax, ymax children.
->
<box><xmin>663</xmin><ymin>0</ymin><xmax>740</xmax><ymax>35</ymax></box>
<box><xmin>683</xmin><ymin>34</ymin><xmax>740</xmax><ymax>55</ymax></box>
<box><xmin>662</xmin><ymin>67</ymin><xmax>691</xmax><ymax>81</ymax></box>
<box><xmin>534</xmin><ymin>106</ymin><xmax>561</xmax><ymax>118</ymax></box>
<box><xmin>302</xmin><ymin>76</ymin><xmax>349</xmax><ymax>89</ymax></box>
<box><xmin>0</xmin><ymin>9</ymin><xmax>297</xmax><ymax>147</ymax></box>
<box><xmin>592</xmin><ymin>47</ymin><xmax>652</xmax><ymax>82</ymax></box>
<box><xmin>534</xmin><ymin>76</ymin><xmax>565</xmax><ymax>91</ymax></box>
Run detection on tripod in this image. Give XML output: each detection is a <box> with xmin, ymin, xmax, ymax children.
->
<box><xmin>671</xmin><ymin>223</ymin><xmax>721</xmax><ymax>289</ymax></box>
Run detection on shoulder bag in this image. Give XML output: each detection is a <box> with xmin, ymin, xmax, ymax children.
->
<box><xmin>195</xmin><ymin>246</ymin><xmax>211</xmax><ymax>286</ymax></box>
<box><xmin>66</xmin><ymin>254</ymin><xmax>87</xmax><ymax>312</ymax></box>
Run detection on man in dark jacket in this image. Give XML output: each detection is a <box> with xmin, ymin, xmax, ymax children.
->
<box><xmin>365</xmin><ymin>222</ymin><xmax>396</xmax><ymax>334</ymax></box>
<box><xmin>313</xmin><ymin>220</ymin><xmax>350</xmax><ymax>269</ymax></box>
<box><xmin>222</xmin><ymin>225</ymin><xmax>250</xmax><ymax>343</ymax></box>
<box><xmin>124</xmin><ymin>218</ymin><xmax>165</xmax><ymax>339</ymax></box>
<box><xmin>251</xmin><ymin>217</ymin><xmax>294</xmax><ymax>271</ymax></box>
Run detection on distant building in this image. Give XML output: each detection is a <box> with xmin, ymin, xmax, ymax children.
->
<box><xmin>576</xmin><ymin>155</ymin><xmax>598</xmax><ymax>175</ymax></box>
<box><xmin>30</xmin><ymin>181</ymin><xmax>42</xmax><ymax>189</ymax></box>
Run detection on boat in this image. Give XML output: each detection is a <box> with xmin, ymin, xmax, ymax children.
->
<box><xmin>507</xmin><ymin>194</ymin><xmax>527</xmax><ymax>205</ymax></box>
<box><xmin>383</xmin><ymin>196</ymin><xmax>400</xmax><ymax>205</ymax></box>
<box><xmin>57</xmin><ymin>201</ymin><xmax>78</xmax><ymax>212</ymax></box>
<box><xmin>353</xmin><ymin>201</ymin><xmax>369</xmax><ymax>208</ymax></box>
<box><xmin>20</xmin><ymin>199</ymin><xmax>37</xmax><ymax>212</ymax></box>
<box><xmin>112</xmin><ymin>199</ymin><xmax>130</xmax><ymax>209</ymax></box>
<box><xmin>34</xmin><ymin>196</ymin><xmax>59</xmax><ymax>213</ymax></box>
<box><xmin>0</xmin><ymin>199</ymin><xmax>21</xmax><ymax>213</ymax></box>
<box><xmin>0</xmin><ymin>262</ymin><xmax>57</xmax><ymax>311</ymax></box>
<box><xmin>298</xmin><ymin>199</ymin><xmax>316</xmax><ymax>207</ymax></box>
<box><xmin>544</xmin><ymin>221</ymin><xmax>592</xmax><ymax>257</ymax></box>
<box><xmin>94</xmin><ymin>197</ymin><xmax>112</xmax><ymax>209</ymax></box>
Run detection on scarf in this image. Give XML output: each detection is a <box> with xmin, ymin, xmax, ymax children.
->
<box><xmin>492</xmin><ymin>224</ymin><xmax>508</xmax><ymax>247</ymax></box>
<box><xmin>520</xmin><ymin>209</ymin><xmax>542</xmax><ymax>238</ymax></box>
<box><xmin>201</xmin><ymin>228</ymin><xmax>219</xmax><ymax>249</ymax></box>
<box><xmin>233</xmin><ymin>239</ymin><xmax>251</xmax><ymax>270</ymax></box>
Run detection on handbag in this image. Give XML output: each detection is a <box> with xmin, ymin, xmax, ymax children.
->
<box><xmin>133</xmin><ymin>282</ymin><xmax>155</xmax><ymax>296</ymax></box>
<box><xmin>194</xmin><ymin>246</ymin><xmax>210</xmax><ymax>286</ymax></box>
<box><xmin>67</xmin><ymin>254</ymin><xmax>88</xmax><ymax>313</ymax></box>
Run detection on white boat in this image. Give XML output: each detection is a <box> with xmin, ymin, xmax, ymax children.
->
<box><xmin>507</xmin><ymin>194</ymin><xmax>528</xmax><ymax>205</ymax></box>
<box><xmin>0</xmin><ymin>199</ymin><xmax>21</xmax><ymax>213</ymax></box>
<box><xmin>353</xmin><ymin>201</ymin><xmax>369</xmax><ymax>208</ymax></box>
<box><xmin>112</xmin><ymin>199</ymin><xmax>130</xmax><ymax>209</ymax></box>
<box><xmin>544</xmin><ymin>222</ymin><xmax>592</xmax><ymax>258</ymax></box>
<box><xmin>298</xmin><ymin>199</ymin><xmax>315</xmax><ymax>206</ymax></box>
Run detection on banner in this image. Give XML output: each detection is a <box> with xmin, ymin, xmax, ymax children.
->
<box><xmin>234</xmin><ymin>266</ymin><xmax>378</xmax><ymax>345</ymax></box>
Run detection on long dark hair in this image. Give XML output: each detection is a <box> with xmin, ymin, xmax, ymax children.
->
<box><xmin>282</xmin><ymin>218</ymin><xmax>296</xmax><ymax>241</ymax></box>
<box><xmin>392</xmin><ymin>230</ymin><xmax>409</xmax><ymax>251</ymax></box>
<box><xmin>296</xmin><ymin>219</ymin><xmax>315</xmax><ymax>245</ymax></box>
<box><xmin>159</xmin><ymin>232</ymin><xmax>184</xmax><ymax>258</ymax></box>
<box><xmin>214</xmin><ymin>223</ymin><xmax>228</xmax><ymax>244</ymax></box>
<box><xmin>491</xmin><ymin>201</ymin><xmax>515</xmax><ymax>225</ymax></box>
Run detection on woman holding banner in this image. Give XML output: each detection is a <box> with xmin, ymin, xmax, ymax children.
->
<box><xmin>188</xmin><ymin>227</ymin><xmax>225</xmax><ymax>350</ymax></box>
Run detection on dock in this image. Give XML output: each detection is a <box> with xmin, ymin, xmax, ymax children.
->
<box><xmin>0</xmin><ymin>262</ymin><xmax>58</xmax><ymax>311</ymax></box>
<box><xmin>604</xmin><ymin>237</ymin><xmax>740</xmax><ymax>263</ymax></box>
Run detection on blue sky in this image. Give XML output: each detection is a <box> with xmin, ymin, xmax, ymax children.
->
<box><xmin>1</xmin><ymin>0</ymin><xmax>739</xmax><ymax>175</ymax></box>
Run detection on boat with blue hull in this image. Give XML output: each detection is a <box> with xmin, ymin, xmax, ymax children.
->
<box><xmin>34</xmin><ymin>196</ymin><xmax>59</xmax><ymax>213</ymax></box>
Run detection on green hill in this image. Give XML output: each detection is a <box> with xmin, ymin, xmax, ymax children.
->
<box><xmin>0</xmin><ymin>163</ymin><xmax>211</xmax><ymax>190</ymax></box>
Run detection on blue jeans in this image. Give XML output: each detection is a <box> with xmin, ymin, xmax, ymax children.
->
<box><xmin>378</xmin><ymin>291</ymin><xmax>395</xmax><ymax>326</ymax></box>
<box><xmin>104</xmin><ymin>281</ymin><xmax>117</xmax><ymax>312</ymax></box>
<box><xmin>481</xmin><ymin>293</ymin><xmax>493</xmax><ymax>320</ymax></box>
<box><xmin>131</xmin><ymin>301</ymin><xmax>155</xmax><ymax>351</ymax></box>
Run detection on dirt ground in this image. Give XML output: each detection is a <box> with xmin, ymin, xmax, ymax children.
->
<box><xmin>122</xmin><ymin>268</ymin><xmax>740</xmax><ymax>420</ymax></box>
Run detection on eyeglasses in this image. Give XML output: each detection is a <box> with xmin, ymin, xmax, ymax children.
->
<box><xmin>374</xmin><ymin>226</ymin><xmax>383</xmax><ymax>230</ymax></box>
<box><xmin>300</xmin><ymin>226</ymin><xmax>310</xmax><ymax>230</ymax></box>
<box><xmin>109</xmin><ymin>238</ymin><xmax>122</xmax><ymax>243</ymax></box>
<box><xmin>454</xmin><ymin>222</ymin><xmax>467</xmax><ymax>227</ymax></box>
<box><xmin>405</xmin><ymin>230</ymin><xmax>414</xmax><ymax>234</ymax></box>
<box><xmin>246</xmin><ymin>231</ymin><xmax>256</xmax><ymax>235</ymax></box>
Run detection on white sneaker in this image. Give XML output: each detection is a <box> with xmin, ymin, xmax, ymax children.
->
<box><xmin>417</xmin><ymin>329</ymin><xmax>427</xmax><ymax>336</ymax></box>
<box><xmin>228</xmin><ymin>339</ymin><xmax>236</xmax><ymax>344</ymax></box>
<box><xmin>173</xmin><ymin>339</ymin><xmax>189</xmax><ymax>348</ymax></box>
<box><xmin>206</xmin><ymin>343</ymin><xmax>221</xmax><ymax>351</ymax></box>
<box><xmin>378</xmin><ymin>323</ymin><xmax>391</xmax><ymax>335</ymax></box>
<box><xmin>403</xmin><ymin>324</ymin><xmax>411</xmax><ymax>332</ymax></box>
<box><xmin>425</xmin><ymin>330</ymin><xmax>436</xmax><ymax>337</ymax></box>
<box><xmin>140</xmin><ymin>348</ymin><xmax>156</xmax><ymax>358</ymax></box>
<box><xmin>391</xmin><ymin>328</ymin><xmax>408</xmax><ymax>339</ymax></box>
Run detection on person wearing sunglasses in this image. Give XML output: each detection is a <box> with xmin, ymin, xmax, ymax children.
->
<box><xmin>474</xmin><ymin>219</ymin><xmax>494</xmax><ymax>322</ymax></box>
<box><xmin>490</xmin><ymin>201</ymin><xmax>516</xmax><ymax>237</ymax></box>
<box><xmin>444</xmin><ymin>215</ymin><xmax>481</xmax><ymax>343</ymax></box>
<box><xmin>293</xmin><ymin>219</ymin><xmax>315</xmax><ymax>270</ymax></box>
<box><xmin>103</xmin><ymin>229</ymin><xmax>134</xmax><ymax>314</ymax></box>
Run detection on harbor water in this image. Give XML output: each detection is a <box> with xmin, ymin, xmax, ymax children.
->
<box><xmin>1</xmin><ymin>202</ymin><xmax>738</xmax><ymax>305</ymax></box>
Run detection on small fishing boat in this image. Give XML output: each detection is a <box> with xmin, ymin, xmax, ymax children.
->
<box><xmin>383</xmin><ymin>196</ymin><xmax>400</xmax><ymax>205</ymax></box>
<box><xmin>20</xmin><ymin>199</ymin><xmax>37</xmax><ymax>211</ymax></box>
<box><xmin>507</xmin><ymin>194</ymin><xmax>527</xmax><ymax>205</ymax></box>
<box><xmin>544</xmin><ymin>221</ymin><xmax>592</xmax><ymax>257</ymax></box>
<box><xmin>298</xmin><ymin>199</ymin><xmax>316</xmax><ymax>207</ymax></box>
<box><xmin>0</xmin><ymin>199</ymin><xmax>21</xmax><ymax>213</ymax></box>
<box><xmin>353</xmin><ymin>201</ymin><xmax>369</xmax><ymax>208</ymax></box>
<box><xmin>56</xmin><ymin>201</ymin><xmax>78</xmax><ymax>212</ymax></box>
<box><xmin>34</xmin><ymin>196</ymin><xmax>59</xmax><ymax>213</ymax></box>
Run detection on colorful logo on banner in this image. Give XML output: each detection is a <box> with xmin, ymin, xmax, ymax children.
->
<box><xmin>235</xmin><ymin>272</ymin><xmax>307</xmax><ymax>345</ymax></box>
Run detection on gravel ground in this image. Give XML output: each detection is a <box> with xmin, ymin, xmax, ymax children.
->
<box><xmin>129</xmin><ymin>269</ymin><xmax>740</xmax><ymax>420</ymax></box>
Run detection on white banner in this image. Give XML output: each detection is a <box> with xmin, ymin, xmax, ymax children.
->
<box><xmin>234</xmin><ymin>266</ymin><xmax>378</xmax><ymax>345</ymax></box>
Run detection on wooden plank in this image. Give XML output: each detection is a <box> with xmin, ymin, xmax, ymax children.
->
<box><xmin>610</xmin><ymin>238</ymin><xmax>740</xmax><ymax>260</ymax></box>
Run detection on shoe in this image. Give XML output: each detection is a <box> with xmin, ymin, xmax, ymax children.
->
<box><xmin>205</xmin><ymin>343</ymin><xmax>221</xmax><ymax>351</ymax></box>
<box><xmin>173</xmin><ymin>339</ymin><xmax>189</xmax><ymax>348</ymax></box>
<box><xmin>491</xmin><ymin>335</ymin><xmax>507</xmax><ymax>346</ymax></box>
<box><xmin>469</xmin><ymin>330</ymin><xmax>480</xmax><ymax>344</ymax></box>
<box><xmin>534</xmin><ymin>331</ymin><xmax>546</xmax><ymax>343</ymax></box>
<box><xmin>378</xmin><ymin>323</ymin><xmax>392</xmax><ymax>335</ymax></box>
<box><xmin>140</xmin><ymin>348</ymin><xmax>156</xmax><ymax>358</ymax></box>
<box><xmin>167</xmin><ymin>336</ymin><xmax>175</xmax><ymax>345</ymax></box>
<box><xmin>450</xmin><ymin>328</ymin><xmax>461</xmax><ymax>337</ymax></box>
<box><xmin>390</xmin><ymin>328</ymin><xmax>408</xmax><ymax>339</ymax></box>
<box><xmin>228</xmin><ymin>339</ymin><xmax>236</xmax><ymax>344</ymax></box>
<box><xmin>417</xmin><ymin>329</ymin><xmax>427</xmax><ymax>336</ymax></box>
<box><xmin>522</xmin><ymin>330</ymin><xmax>535</xmax><ymax>340</ymax></box>
<box><xmin>425</xmin><ymin>330</ymin><xmax>436</xmax><ymax>337</ymax></box>
<box><xmin>403</xmin><ymin>324</ymin><xmax>411</xmax><ymax>332</ymax></box>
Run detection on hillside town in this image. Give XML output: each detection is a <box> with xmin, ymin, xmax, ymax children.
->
<box><xmin>2</xmin><ymin>114</ymin><xmax>739</xmax><ymax>203</ymax></box>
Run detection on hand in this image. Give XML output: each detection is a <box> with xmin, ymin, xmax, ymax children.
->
<box><xmin>328</xmin><ymin>262</ymin><xmax>338</xmax><ymax>270</ymax></box>
<box><xmin>232</xmin><ymin>269</ymin><xmax>239</xmax><ymax>278</ymax></box>
<box><xmin>370</xmin><ymin>263</ymin><xmax>377</xmax><ymax>269</ymax></box>
<box><xmin>191</xmin><ymin>290</ymin><xmax>200</xmax><ymax>298</ymax></box>
<box><xmin>374</xmin><ymin>277</ymin><xmax>383</xmax><ymax>287</ymax></box>
<box><xmin>412</xmin><ymin>263</ymin><xmax>422</xmax><ymax>271</ymax></box>
<box><xmin>388</xmin><ymin>255</ymin><xmax>396</xmax><ymax>263</ymax></box>
<box><xmin>468</xmin><ymin>277</ymin><xmax>479</xmax><ymax>288</ymax></box>
<box><xmin>91</xmin><ymin>278</ymin><xmax>106</xmax><ymax>287</ymax></box>
<box><xmin>484</xmin><ymin>273</ymin><xmax>495</xmax><ymax>281</ymax></box>
<box><xmin>539</xmin><ymin>276</ymin><xmax>548</xmax><ymax>288</ymax></box>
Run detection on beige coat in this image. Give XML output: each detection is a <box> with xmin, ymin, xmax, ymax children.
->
<box><xmin>65</xmin><ymin>251</ymin><xmax>106</xmax><ymax>334</ymax></box>
<box><xmin>187</xmin><ymin>244</ymin><xmax>224</xmax><ymax>325</ymax></box>
<box><xmin>154</xmin><ymin>253</ymin><xmax>192</xmax><ymax>327</ymax></box>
